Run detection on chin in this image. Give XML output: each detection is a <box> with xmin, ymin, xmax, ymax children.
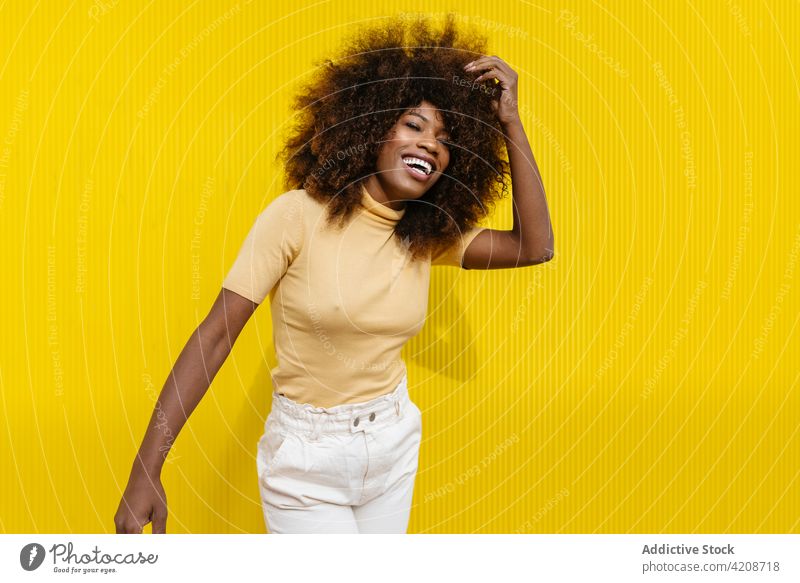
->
<box><xmin>382</xmin><ymin>173</ymin><xmax>434</xmax><ymax>199</ymax></box>
<box><xmin>400</xmin><ymin>182</ymin><xmax>435</xmax><ymax>200</ymax></box>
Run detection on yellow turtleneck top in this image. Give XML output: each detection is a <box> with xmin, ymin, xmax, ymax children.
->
<box><xmin>222</xmin><ymin>183</ymin><xmax>485</xmax><ymax>407</ymax></box>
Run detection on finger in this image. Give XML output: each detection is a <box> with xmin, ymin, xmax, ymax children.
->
<box><xmin>475</xmin><ymin>69</ymin><xmax>510</xmax><ymax>89</ymax></box>
<box><xmin>474</xmin><ymin>68</ymin><xmax>500</xmax><ymax>82</ymax></box>
<box><xmin>151</xmin><ymin>511</ymin><xmax>167</xmax><ymax>534</ymax></box>
<box><xmin>115</xmin><ymin>512</ymin><xmax>141</xmax><ymax>535</ymax></box>
<box><xmin>464</xmin><ymin>55</ymin><xmax>492</xmax><ymax>71</ymax></box>
<box><xmin>131</xmin><ymin>516</ymin><xmax>147</xmax><ymax>534</ymax></box>
<box><xmin>482</xmin><ymin>60</ymin><xmax>515</xmax><ymax>82</ymax></box>
<box><xmin>470</xmin><ymin>64</ymin><xmax>511</xmax><ymax>88</ymax></box>
<box><xmin>463</xmin><ymin>53</ymin><xmax>484</xmax><ymax>68</ymax></box>
<box><xmin>483</xmin><ymin>55</ymin><xmax>512</xmax><ymax>75</ymax></box>
<box><xmin>465</xmin><ymin>58</ymin><xmax>492</xmax><ymax>72</ymax></box>
<box><xmin>466</xmin><ymin>56</ymin><xmax>511</xmax><ymax>75</ymax></box>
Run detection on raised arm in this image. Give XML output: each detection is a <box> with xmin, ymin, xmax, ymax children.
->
<box><xmin>460</xmin><ymin>55</ymin><xmax>555</xmax><ymax>270</ymax></box>
<box><xmin>114</xmin><ymin>288</ymin><xmax>257</xmax><ymax>534</ymax></box>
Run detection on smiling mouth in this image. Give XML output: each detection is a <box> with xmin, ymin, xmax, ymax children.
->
<box><xmin>401</xmin><ymin>156</ymin><xmax>434</xmax><ymax>176</ymax></box>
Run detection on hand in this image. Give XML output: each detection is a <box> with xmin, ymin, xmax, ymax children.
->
<box><xmin>114</xmin><ymin>473</ymin><xmax>168</xmax><ymax>534</ymax></box>
<box><xmin>463</xmin><ymin>55</ymin><xmax>521</xmax><ymax>127</ymax></box>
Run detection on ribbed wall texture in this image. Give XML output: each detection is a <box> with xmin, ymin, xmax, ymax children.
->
<box><xmin>0</xmin><ymin>1</ymin><xmax>797</xmax><ymax>533</ymax></box>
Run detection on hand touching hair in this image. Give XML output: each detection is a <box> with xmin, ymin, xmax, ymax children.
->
<box><xmin>277</xmin><ymin>13</ymin><xmax>510</xmax><ymax>262</ymax></box>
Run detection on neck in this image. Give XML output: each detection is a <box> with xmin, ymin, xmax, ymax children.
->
<box><xmin>363</xmin><ymin>176</ymin><xmax>407</xmax><ymax>212</ymax></box>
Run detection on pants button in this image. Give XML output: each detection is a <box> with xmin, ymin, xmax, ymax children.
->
<box><xmin>353</xmin><ymin>417</ymin><xmax>360</xmax><ymax>427</ymax></box>
<box><xmin>369</xmin><ymin>412</ymin><xmax>376</xmax><ymax>422</ymax></box>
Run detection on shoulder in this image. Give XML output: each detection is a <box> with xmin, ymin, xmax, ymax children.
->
<box><xmin>275</xmin><ymin>188</ymin><xmax>328</xmax><ymax>217</ymax></box>
<box><xmin>430</xmin><ymin>225</ymin><xmax>487</xmax><ymax>268</ymax></box>
<box><xmin>253</xmin><ymin>189</ymin><xmax>310</xmax><ymax>223</ymax></box>
<box><xmin>244</xmin><ymin>190</ymin><xmax>308</xmax><ymax>248</ymax></box>
<box><xmin>265</xmin><ymin>188</ymin><xmax>306</xmax><ymax>210</ymax></box>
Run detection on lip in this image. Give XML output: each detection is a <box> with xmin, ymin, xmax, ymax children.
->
<box><xmin>400</xmin><ymin>152</ymin><xmax>436</xmax><ymax>182</ymax></box>
<box><xmin>403</xmin><ymin>161</ymin><xmax>432</xmax><ymax>182</ymax></box>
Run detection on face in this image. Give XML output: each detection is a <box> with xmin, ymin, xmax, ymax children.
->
<box><xmin>371</xmin><ymin>100</ymin><xmax>451</xmax><ymax>202</ymax></box>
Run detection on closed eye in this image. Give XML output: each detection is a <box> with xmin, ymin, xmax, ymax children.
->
<box><xmin>406</xmin><ymin>122</ymin><xmax>450</xmax><ymax>146</ymax></box>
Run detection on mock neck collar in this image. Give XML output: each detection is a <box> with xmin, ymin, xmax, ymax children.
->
<box><xmin>359</xmin><ymin>182</ymin><xmax>406</xmax><ymax>224</ymax></box>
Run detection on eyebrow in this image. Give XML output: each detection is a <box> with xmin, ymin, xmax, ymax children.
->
<box><xmin>407</xmin><ymin>111</ymin><xmax>450</xmax><ymax>136</ymax></box>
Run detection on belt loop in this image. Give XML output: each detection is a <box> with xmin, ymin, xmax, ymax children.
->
<box><xmin>395</xmin><ymin>400</ymin><xmax>400</xmax><ymax>416</ymax></box>
<box><xmin>310</xmin><ymin>413</ymin><xmax>321</xmax><ymax>441</ymax></box>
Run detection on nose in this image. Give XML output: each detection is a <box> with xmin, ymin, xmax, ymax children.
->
<box><xmin>416</xmin><ymin>134</ymin><xmax>441</xmax><ymax>157</ymax></box>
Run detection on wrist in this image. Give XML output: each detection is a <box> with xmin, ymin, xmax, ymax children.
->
<box><xmin>501</xmin><ymin>116</ymin><xmax>524</xmax><ymax>131</ymax></box>
<box><xmin>131</xmin><ymin>455</ymin><xmax>162</xmax><ymax>482</ymax></box>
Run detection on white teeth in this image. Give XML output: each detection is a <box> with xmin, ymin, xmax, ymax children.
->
<box><xmin>402</xmin><ymin>156</ymin><xmax>433</xmax><ymax>175</ymax></box>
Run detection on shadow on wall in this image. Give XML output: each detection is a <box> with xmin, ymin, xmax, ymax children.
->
<box><xmin>410</xmin><ymin>270</ymin><xmax>482</xmax><ymax>382</ymax></box>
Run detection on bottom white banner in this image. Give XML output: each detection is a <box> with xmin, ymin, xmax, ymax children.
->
<box><xmin>1</xmin><ymin>534</ymin><xmax>797</xmax><ymax>582</ymax></box>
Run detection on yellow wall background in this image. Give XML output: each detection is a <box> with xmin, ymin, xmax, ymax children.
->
<box><xmin>1</xmin><ymin>0</ymin><xmax>797</xmax><ymax>534</ymax></box>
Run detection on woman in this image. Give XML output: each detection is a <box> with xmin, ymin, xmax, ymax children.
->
<box><xmin>114</xmin><ymin>14</ymin><xmax>554</xmax><ymax>534</ymax></box>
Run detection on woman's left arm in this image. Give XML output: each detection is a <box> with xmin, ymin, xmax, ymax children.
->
<box><xmin>460</xmin><ymin>55</ymin><xmax>555</xmax><ymax>269</ymax></box>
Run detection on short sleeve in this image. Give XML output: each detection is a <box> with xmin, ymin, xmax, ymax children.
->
<box><xmin>221</xmin><ymin>191</ymin><xmax>304</xmax><ymax>304</ymax></box>
<box><xmin>431</xmin><ymin>226</ymin><xmax>486</xmax><ymax>268</ymax></box>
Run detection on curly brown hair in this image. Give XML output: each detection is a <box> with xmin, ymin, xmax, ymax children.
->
<box><xmin>276</xmin><ymin>13</ymin><xmax>510</xmax><ymax>262</ymax></box>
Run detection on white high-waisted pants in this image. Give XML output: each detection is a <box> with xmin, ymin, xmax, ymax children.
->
<box><xmin>256</xmin><ymin>373</ymin><xmax>422</xmax><ymax>533</ymax></box>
